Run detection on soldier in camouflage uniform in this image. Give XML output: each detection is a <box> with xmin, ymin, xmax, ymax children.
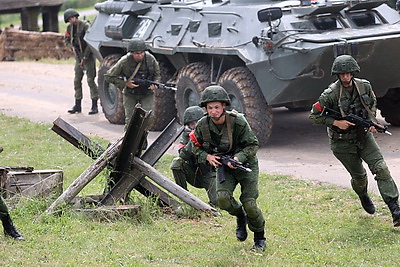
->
<box><xmin>190</xmin><ymin>86</ymin><xmax>266</xmax><ymax>251</ymax></box>
<box><xmin>170</xmin><ymin>106</ymin><xmax>217</xmax><ymax>206</ymax></box>
<box><xmin>64</xmin><ymin>9</ymin><xmax>99</xmax><ymax>115</ymax></box>
<box><xmin>0</xmin><ymin>147</ymin><xmax>24</xmax><ymax>240</ymax></box>
<box><xmin>104</xmin><ymin>39</ymin><xmax>160</xmax><ymax>129</ymax></box>
<box><xmin>309</xmin><ymin>55</ymin><xmax>400</xmax><ymax>227</ymax></box>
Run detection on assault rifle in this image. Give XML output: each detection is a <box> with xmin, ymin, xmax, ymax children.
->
<box><xmin>216</xmin><ymin>155</ymin><xmax>252</xmax><ymax>183</ymax></box>
<box><xmin>321</xmin><ymin>106</ymin><xmax>391</xmax><ymax>135</ymax></box>
<box><xmin>132</xmin><ymin>78</ymin><xmax>177</xmax><ymax>91</ymax></box>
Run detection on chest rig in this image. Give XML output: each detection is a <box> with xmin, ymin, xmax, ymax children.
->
<box><xmin>328</xmin><ymin>78</ymin><xmax>377</xmax><ymax>138</ymax></box>
<box><xmin>201</xmin><ymin>111</ymin><xmax>236</xmax><ymax>155</ymax></box>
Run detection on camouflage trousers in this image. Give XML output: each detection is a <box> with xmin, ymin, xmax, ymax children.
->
<box><xmin>331</xmin><ymin>132</ymin><xmax>399</xmax><ymax>204</ymax></box>
<box><xmin>73</xmin><ymin>55</ymin><xmax>98</xmax><ymax>100</ymax></box>
<box><xmin>216</xmin><ymin>157</ymin><xmax>265</xmax><ymax>233</ymax></box>
<box><xmin>170</xmin><ymin>157</ymin><xmax>217</xmax><ymax>205</ymax></box>
<box><xmin>0</xmin><ymin>196</ymin><xmax>9</xmax><ymax>218</ymax></box>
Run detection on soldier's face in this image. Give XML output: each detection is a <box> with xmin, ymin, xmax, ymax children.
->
<box><xmin>206</xmin><ymin>102</ymin><xmax>226</xmax><ymax>123</ymax></box>
<box><xmin>68</xmin><ymin>17</ymin><xmax>78</xmax><ymax>25</ymax></box>
<box><xmin>338</xmin><ymin>73</ymin><xmax>353</xmax><ymax>87</ymax></box>
<box><xmin>132</xmin><ymin>51</ymin><xmax>145</xmax><ymax>62</ymax></box>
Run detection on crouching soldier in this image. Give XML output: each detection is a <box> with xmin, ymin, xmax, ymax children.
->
<box><xmin>170</xmin><ymin>106</ymin><xmax>217</xmax><ymax>206</ymax></box>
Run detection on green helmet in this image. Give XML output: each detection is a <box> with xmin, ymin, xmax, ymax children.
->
<box><xmin>127</xmin><ymin>39</ymin><xmax>147</xmax><ymax>52</ymax></box>
<box><xmin>183</xmin><ymin>106</ymin><xmax>204</xmax><ymax>125</ymax></box>
<box><xmin>64</xmin><ymin>8</ymin><xmax>79</xmax><ymax>23</ymax></box>
<box><xmin>331</xmin><ymin>55</ymin><xmax>360</xmax><ymax>75</ymax></box>
<box><xmin>199</xmin><ymin>85</ymin><xmax>231</xmax><ymax>107</ymax></box>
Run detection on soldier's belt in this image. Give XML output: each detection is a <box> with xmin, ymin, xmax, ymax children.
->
<box><xmin>328</xmin><ymin>130</ymin><xmax>358</xmax><ymax>140</ymax></box>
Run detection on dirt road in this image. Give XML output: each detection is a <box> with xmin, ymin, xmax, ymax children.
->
<box><xmin>1</xmin><ymin>61</ymin><xmax>399</xmax><ymax>195</ymax></box>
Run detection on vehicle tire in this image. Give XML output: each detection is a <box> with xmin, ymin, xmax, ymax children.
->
<box><xmin>218</xmin><ymin>66</ymin><xmax>272</xmax><ymax>146</ymax></box>
<box><xmin>175</xmin><ymin>62</ymin><xmax>210</xmax><ymax>124</ymax></box>
<box><xmin>150</xmin><ymin>61</ymin><xmax>177</xmax><ymax>131</ymax></box>
<box><xmin>98</xmin><ymin>54</ymin><xmax>125</xmax><ymax>124</ymax></box>
<box><xmin>377</xmin><ymin>88</ymin><xmax>400</xmax><ymax>126</ymax></box>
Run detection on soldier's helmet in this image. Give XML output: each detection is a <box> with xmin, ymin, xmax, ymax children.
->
<box><xmin>183</xmin><ymin>106</ymin><xmax>204</xmax><ymax>125</ymax></box>
<box><xmin>331</xmin><ymin>55</ymin><xmax>360</xmax><ymax>75</ymax></box>
<box><xmin>64</xmin><ymin>9</ymin><xmax>79</xmax><ymax>23</ymax></box>
<box><xmin>199</xmin><ymin>85</ymin><xmax>231</xmax><ymax>107</ymax></box>
<box><xmin>128</xmin><ymin>39</ymin><xmax>148</xmax><ymax>52</ymax></box>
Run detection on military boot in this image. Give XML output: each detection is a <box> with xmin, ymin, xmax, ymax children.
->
<box><xmin>251</xmin><ymin>231</ymin><xmax>266</xmax><ymax>251</ymax></box>
<box><xmin>1</xmin><ymin>214</ymin><xmax>25</xmax><ymax>240</ymax></box>
<box><xmin>387</xmin><ymin>198</ymin><xmax>400</xmax><ymax>227</ymax></box>
<box><xmin>236</xmin><ymin>208</ymin><xmax>248</xmax><ymax>242</ymax></box>
<box><xmin>359</xmin><ymin>194</ymin><xmax>375</xmax><ymax>214</ymax></box>
<box><xmin>68</xmin><ymin>99</ymin><xmax>82</xmax><ymax>114</ymax></box>
<box><xmin>88</xmin><ymin>99</ymin><xmax>98</xmax><ymax>115</ymax></box>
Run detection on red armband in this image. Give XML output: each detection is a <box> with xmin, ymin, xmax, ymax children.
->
<box><xmin>65</xmin><ymin>31</ymin><xmax>70</xmax><ymax>38</ymax></box>
<box><xmin>189</xmin><ymin>131</ymin><xmax>202</xmax><ymax>147</ymax></box>
<box><xmin>177</xmin><ymin>144</ymin><xmax>186</xmax><ymax>150</ymax></box>
<box><xmin>313</xmin><ymin>101</ymin><xmax>323</xmax><ymax>112</ymax></box>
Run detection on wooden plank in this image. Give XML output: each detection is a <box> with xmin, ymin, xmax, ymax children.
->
<box><xmin>52</xmin><ymin>117</ymin><xmax>105</xmax><ymax>160</ymax></box>
<box><xmin>9</xmin><ymin>172</ymin><xmax>63</xmax><ymax>200</ymax></box>
<box><xmin>45</xmin><ymin>137</ymin><xmax>123</xmax><ymax>214</ymax></box>
<box><xmin>132</xmin><ymin>157</ymin><xmax>219</xmax><ymax>216</ymax></box>
<box><xmin>108</xmin><ymin>104</ymin><xmax>150</xmax><ymax>187</ymax></box>
<box><xmin>101</xmin><ymin>118</ymin><xmax>183</xmax><ymax>206</ymax></box>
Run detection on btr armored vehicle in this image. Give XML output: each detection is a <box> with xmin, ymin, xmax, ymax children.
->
<box><xmin>85</xmin><ymin>0</ymin><xmax>400</xmax><ymax>145</ymax></box>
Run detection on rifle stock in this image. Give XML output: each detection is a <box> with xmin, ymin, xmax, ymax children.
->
<box><xmin>321</xmin><ymin>106</ymin><xmax>391</xmax><ymax>135</ymax></box>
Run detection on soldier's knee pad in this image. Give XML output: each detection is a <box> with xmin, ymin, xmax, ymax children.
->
<box><xmin>375</xmin><ymin>167</ymin><xmax>391</xmax><ymax>181</ymax></box>
<box><xmin>170</xmin><ymin>157</ymin><xmax>184</xmax><ymax>170</ymax></box>
<box><xmin>242</xmin><ymin>198</ymin><xmax>261</xmax><ymax>219</ymax></box>
<box><xmin>217</xmin><ymin>190</ymin><xmax>232</xmax><ymax>210</ymax></box>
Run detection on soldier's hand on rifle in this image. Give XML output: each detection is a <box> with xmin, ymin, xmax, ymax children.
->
<box><xmin>207</xmin><ymin>154</ymin><xmax>221</xmax><ymax>167</ymax></box>
<box><xmin>227</xmin><ymin>156</ymin><xmax>239</xmax><ymax>169</ymax></box>
<box><xmin>369</xmin><ymin>126</ymin><xmax>378</xmax><ymax>133</ymax></box>
<box><xmin>333</xmin><ymin>120</ymin><xmax>355</xmax><ymax>130</ymax></box>
<box><xmin>125</xmin><ymin>80</ymin><xmax>139</xmax><ymax>89</ymax></box>
<box><xmin>79</xmin><ymin>59</ymin><xmax>86</xmax><ymax>69</ymax></box>
<box><xmin>148</xmin><ymin>84</ymin><xmax>158</xmax><ymax>90</ymax></box>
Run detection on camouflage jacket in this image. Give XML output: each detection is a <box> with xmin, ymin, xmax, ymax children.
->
<box><xmin>309</xmin><ymin>78</ymin><xmax>377</xmax><ymax>132</ymax></box>
<box><xmin>104</xmin><ymin>52</ymin><xmax>161</xmax><ymax>94</ymax></box>
<box><xmin>64</xmin><ymin>20</ymin><xmax>92</xmax><ymax>60</ymax></box>
<box><xmin>192</xmin><ymin>111</ymin><xmax>259</xmax><ymax>164</ymax></box>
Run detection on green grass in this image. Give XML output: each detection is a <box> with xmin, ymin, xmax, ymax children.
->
<box><xmin>0</xmin><ymin>114</ymin><xmax>399</xmax><ymax>266</ymax></box>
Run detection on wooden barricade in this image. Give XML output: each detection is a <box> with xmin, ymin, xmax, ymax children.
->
<box><xmin>45</xmin><ymin>104</ymin><xmax>219</xmax><ymax>216</ymax></box>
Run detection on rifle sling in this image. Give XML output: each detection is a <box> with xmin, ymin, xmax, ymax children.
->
<box><xmin>128</xmin><ymin>61</ymin><xmax>142</xmax><ymax>82</ymax></box>
<box><xmin>338</xmin><ymin>79</ymin><xmax>378</xmax><ymax>124</ymax></box>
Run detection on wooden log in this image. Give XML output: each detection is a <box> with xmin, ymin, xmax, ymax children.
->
<box><xmin>45</xmin><ymin>137</ymin><xmax>123</xmax><ymax>214</ymax></box>
<box><xmin>132</xmin><ymin>157</ymin><xmax>220</xmax><ymax>216</ymax></box>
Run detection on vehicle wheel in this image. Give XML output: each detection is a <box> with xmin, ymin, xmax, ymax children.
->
<box><xmin>218</xmin><ymin>67</ymin><xmax>272</xmax><ymax>146</ymax></box>
<box><xmin>377</xmin><ymin>88</ymin><xmax>400</xmax><ymax>126</ymax></box>
<box><xmin>150</xmin><ymin>61</ymin><xmax>177</xmax><ymax>131</ymax></box>
<box><xmin>98</xmin><ymin>54</ymin><xmax>125</xmax><ymax>124</ymax></box>
<box><xmin>175</xmin><ymin>62</ymin><xmax>210</xmax><ymax>124</ymax></box>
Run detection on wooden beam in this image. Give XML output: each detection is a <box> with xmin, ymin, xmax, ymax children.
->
<box><xmin>45</xmin><ymin>137</ymin><xmax>123</xmax><ymax>214</ymax></box>
<box><xmin>52</xmin><ymin>117</ymin><xmax>105</xmax><ymax>160</ymax></box>
<box><xmin>101</xmin><ymin>118</ymin><xmax>183</xmax><ymax>206</ymax></box>
<box><xmin>132</xmin><ymin>157</ymin><xmax>220</xmax><ymax>216</ymax></box>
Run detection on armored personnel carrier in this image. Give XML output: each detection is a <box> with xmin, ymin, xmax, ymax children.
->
<box><xmin>85</xmin><ymin>0</ymin><xmax>400</xmax><ymax>145</ymax></box>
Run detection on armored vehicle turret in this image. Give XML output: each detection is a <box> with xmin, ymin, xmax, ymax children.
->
<box><xmin>85</xmin><ymin>0</ymin><xmax>400</xmax><ymax>145</ymax></box>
